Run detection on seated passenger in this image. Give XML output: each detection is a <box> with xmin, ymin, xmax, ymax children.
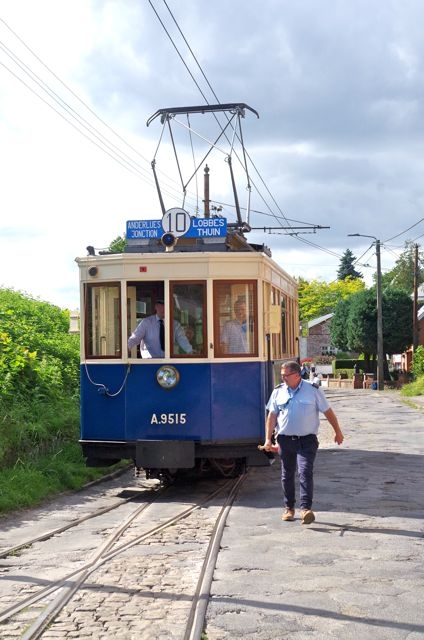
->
<box><xmin>221</xmin><ymin>299</ymin><xmax>248</xmax><ymax>354</ymax></box>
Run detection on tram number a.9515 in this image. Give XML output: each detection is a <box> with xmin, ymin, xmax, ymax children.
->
<box><xmin>150</xmin><ymin>413</ymin><xmax>187</xmax><ymax>425</ymax></box>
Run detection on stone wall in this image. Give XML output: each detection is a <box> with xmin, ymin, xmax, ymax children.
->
<box><xmin>307</xmin><ymin>318</ymin><xmax>334</xmax><ymax>358</ymax></box>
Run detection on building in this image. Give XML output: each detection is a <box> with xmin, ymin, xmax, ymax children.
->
<box><xmin>69</xmin><ymin>309</ymin><xmax>80</xmax><ymax>334</ymax></box>
<box><xmin>299</xmin><ymin>313</ymin><xmax>337</xmax><ymax>360</ymax></box>
<box><xmin>392</xmin><ymin>297</ymin><xmax>424</xmax><ymax>372</ymax></box>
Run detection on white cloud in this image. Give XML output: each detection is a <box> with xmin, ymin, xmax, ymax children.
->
<box><xmin>1</xmin><ymin>0</ymin><xmax>424</xmax><ymax>310</ymax></box>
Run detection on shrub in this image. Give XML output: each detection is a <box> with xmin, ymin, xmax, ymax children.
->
<box><xmin>411</xmin><ymin>346</ymin><xmax>424</xmax><ymax>378</ymax></box>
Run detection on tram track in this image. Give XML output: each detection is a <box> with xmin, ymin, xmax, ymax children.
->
<box><xmin>0</xmin><ymin>473</ymin><xmax>247</xmax><ymax>639</ymax></box>
<box><xmin>184</xmin><ymin>473</ymin><xmax>246</xmax><ymax>640</ymax></box>
<box><xmin>0</xmin><ymin>487</ymin><xmax>159</xmax><ymax>561</ymax></box>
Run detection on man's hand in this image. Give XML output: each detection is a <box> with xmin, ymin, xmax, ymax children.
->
<box><xmin>334</xmin><ymin>430</ymin><xmax>344</xmax><ymax>445</ymax></box>
<box><xmin>258</xmin><ymin>440</ymin><xmax>279</xmax><ymax>453</ymax></box>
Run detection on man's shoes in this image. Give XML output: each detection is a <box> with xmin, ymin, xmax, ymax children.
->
<box><xmin>281</xmin><ymin>507</ymin><xmax>295</xmax><ymax>521</ymax></box>
<box><xmin>301</xmin><ymin>509</ymin><xmax>315</xmax><ymax>525</ymax></box>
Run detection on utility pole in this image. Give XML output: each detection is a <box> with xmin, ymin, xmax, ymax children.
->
<box><xmin>348</xmin><ymin>233</ymin><xmax>384</xmax><ymax>390</ymax></box>
<box><xmin>375</xmin><ymin>239</ymin><xmax>384</xmax><ymax>390</ymax></box>
<box><xmin>413</xmin><ymin>243</ymin><xmax>419</xmax><ymax>351</ymax></box>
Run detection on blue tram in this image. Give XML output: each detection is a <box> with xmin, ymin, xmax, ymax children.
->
<box><xmin>76</xmin><ymin>104</ymin><xmax>299</xmax><ymax>479</ymax></box>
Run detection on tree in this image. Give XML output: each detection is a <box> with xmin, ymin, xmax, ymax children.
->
<box><xmin>109</xmin><ymin>234</ymin><xmax>126</xmax><ymax>253</ymax></box>
<box><xmin>337</xmin><ymin>249</ymin><xmax>363</xmax><ymax>280</ymax></box>
<box><xmin>342</xmin><ymin>288</ymin><xmax>377</xmax><ymax>364</ymax></box>
<box><xmin>381</xmin><ymin>288</ymin><xmax>413</xmax><ymax>355</ymax></box>
<box><xmin>330</xmin><ymin>286</ymin><xmax>413</xmax><ymax>374</ymax></box>
<box><xmin>298</xmin><ymin>277</ymin><xmax>365</xmax><ymax>324</ymax></box>
<box><xmin>328</xmin><ymin>298</ymin><xmax>350</xmax><ymax>352</ymax></box>
<box><xmin>380</xmin><ymin>241</ymin><xmax>424</xmax><ymax>293</ymax></box>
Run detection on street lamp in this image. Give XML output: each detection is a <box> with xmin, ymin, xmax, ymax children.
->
<box><xmin>348</xmin><ymin>233</ymin><xmax>384</xmax><ymax>391</ymax></box>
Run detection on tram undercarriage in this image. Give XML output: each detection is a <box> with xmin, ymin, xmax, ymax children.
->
<box><xmin>80</xmin><ymin>438</ymin><xmax>272</xmax><ymax>481</ymax></box>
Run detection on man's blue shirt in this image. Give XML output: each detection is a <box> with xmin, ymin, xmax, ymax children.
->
<box><xmin>266</xmin><ymin>380</ymin><xmax>330</xmax><ymax>436</ymax></box>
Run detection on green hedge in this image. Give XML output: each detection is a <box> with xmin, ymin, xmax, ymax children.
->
<box><xmin>333</xmin><ymin>359</ymin><xmax>364</xmax><ymax>373</ymax></box>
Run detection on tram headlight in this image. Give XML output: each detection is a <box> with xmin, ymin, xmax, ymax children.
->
<box><xmin>161</xmin><ymin>232</ymin><xmax>177</xmax><ymax>251</ymax></box>
<box><xmin>156</xmin><ymin>365</ymin><xmax>180</xmax><ymax>389</ymax></box>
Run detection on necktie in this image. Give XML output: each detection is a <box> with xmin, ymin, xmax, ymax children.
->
<box><xmin>159</xmin><ymin>319</ymin><xmax>165</xmax><ymax>350</ymax></box>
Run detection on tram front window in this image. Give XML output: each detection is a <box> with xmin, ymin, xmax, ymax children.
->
<box><xmin>170</xmin><ymin>282</ymin><xmax>206</xmax><ymax>357</ymax></box>
<box><xmin>214</xmin><ymin>281</ymin><xmax>258</xmax><ymax>357</ymax></box>
<box><xmin>85</xmin><ymin>284</ymin><xmax>121</xmax><ymax>358</ymax></box>
<box><xmin>127</xmin><ymin>281</ymin><xmax>206</xmax><ymax>358</ymax></box>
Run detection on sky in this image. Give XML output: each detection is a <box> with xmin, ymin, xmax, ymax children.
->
<box><xmin>1</xmin><ymin>0</ymin><xmax>424</xmax><ymax>311</ymax></box>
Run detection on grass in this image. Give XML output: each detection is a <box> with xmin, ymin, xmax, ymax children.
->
<box><xmin>0</xmin><ymin>441</ymin><xmax>128</xmax><ymax>516</ymax></box>
<box><xmin>0</xmin><ymin>394</ymin><xmax>129</xmax><ymax>517</ymax></box>
<box><xmin>400</xmin><ymin>374</ymin><xmax>424</xmax><ymax>397</ymax></box>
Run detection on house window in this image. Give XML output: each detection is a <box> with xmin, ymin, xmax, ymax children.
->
<box><xmin>321</xmin><ymin>345</ymin><xmax>337</xmax><ymax>356</ymax></box>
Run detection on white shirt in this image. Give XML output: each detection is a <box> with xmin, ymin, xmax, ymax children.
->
<box><xmin>221</xmin><ymin>319</ymin><xmax>248</xmax><ymax>353</ymax></box>
<box><xmin>128</xmin><ymin>314</ymin><xmax>193</xmax><ymax>358</ymax></box>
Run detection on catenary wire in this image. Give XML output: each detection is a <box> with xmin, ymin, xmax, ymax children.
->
<box><xmin>383</xmin><ymin>217</ymin><xmax>424</xmax><ymax>243</ymax></box>
<box><xmin>154</xmin><ymin>2</ymin><xmax>424</xmax><ymax>259</ymax></box>
<box><xmin>3</xmin><ymin>12</ymin><xmax>418</xmax><ymax>266</ymax></box>
<box><xmin>0</xmin><ymin>19</ymin><xmax>202</xmax><ymax>212</ymax></box>
<box><xmin>153</xmin><ymin>0</ymin><xmax>295</xmax><ymax>231</ymax></box>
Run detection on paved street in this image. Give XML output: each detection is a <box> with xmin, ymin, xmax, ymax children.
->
<box><xmin>0</xmin><ymin>390</ymin><xmax>423</xmax><ymax>639</ymax></box>
<box><xmin>205</xmin><ymin>390</ymin><xmax>424</xmax><ymax>640</ymax></box>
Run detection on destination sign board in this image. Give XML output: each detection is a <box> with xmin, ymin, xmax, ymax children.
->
<box><xmin>127</xmin><ymin>211</ymin><xmax>227</xmax><ymax>240</ymax></box>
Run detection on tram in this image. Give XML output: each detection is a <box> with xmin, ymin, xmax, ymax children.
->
<box><xmin>76</xmin><ymin>104</ymin><xmax>299</xmax><ymax>479</ymax></box>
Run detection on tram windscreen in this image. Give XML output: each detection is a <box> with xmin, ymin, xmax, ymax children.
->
<box><xmin>214</xmin><ymin>281</ymin><xmax>258</xmax><ymax>357</ymax></box>
<box><xmin>170</xmin><ymin>282</ymin><xmax>206</xmax><ymax>357</ymax></box>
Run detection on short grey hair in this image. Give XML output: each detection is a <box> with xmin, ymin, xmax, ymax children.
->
<box><xmin>281</xmin><ymin>360</ymin><xmax>301</xmax><ymax>375</ymax></box>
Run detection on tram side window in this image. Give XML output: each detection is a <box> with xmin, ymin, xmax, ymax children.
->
<box><xmin>85</xmin><ymin>284</ymin><xmax>121</xmax><ymax>358</ymax></box>
<box><xmin>214</xmin><ymin>281</ymin><xmax>258</xmax><ymax>357</ymax></box>
<box><xmin>170</xmin><ymin>282</ymin><xmax>206</xmax><ymax>357</ymax></box>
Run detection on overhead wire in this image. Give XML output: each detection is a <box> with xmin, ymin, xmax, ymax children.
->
<box><xmin>2</xmin><ymin>2</ymin><xmax>302</xmax><ymax>236</ymax></box>
<box><xmin>3</xmin><ymin>11</ymin><xmax>418</xmax><ymax>268</ymax></box>
<box><xmin>154</xmin><ymin>2</ymin><xmax>424</xmax><ymax>267</ymax></box>
<box><xmin>0</xmin><ymin>57</ymin><xmax>144</xmax><ymax>180</ymax></box>
<box><xmin>153</xmin><ymin>0</ymin><xmax>296</xmax><ymax>231</ymax></box>
<box><xmin>0</xmin><ymin>18</ymin><xmax>153</xmax><ymax>166</ymax></box>
<box><xmin>383</xmin><ymin>217</ymin><xmax>424</xmax><ymax>243</ymax></box>
<box><xmin>0</xmin><ymin>17</ymin><xmax>202</xmax><ymax>213</ymax></box>
<box><xmin>0</xmin><ymin>48</ymin><xmax>156</xmax><ymax>183</ymax></box>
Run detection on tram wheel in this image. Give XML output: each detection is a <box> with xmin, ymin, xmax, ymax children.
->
<box><xmin>209</xmin><ymin>458</ymin><xmax>245</xmax><ymax>478</ymax></box>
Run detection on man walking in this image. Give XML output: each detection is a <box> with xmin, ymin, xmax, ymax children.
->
<box><xmin>263</xmin><ymin>360</ymin><xmax>344</xmax><ymax>524</ymax></box>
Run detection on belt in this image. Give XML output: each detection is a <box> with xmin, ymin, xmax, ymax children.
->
<box><xmin>280</xmin><ymin>434</ymin><xmax>314</xmax><ymax>440</ymax></box>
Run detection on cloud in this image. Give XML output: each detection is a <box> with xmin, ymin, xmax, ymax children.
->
<box><xmin>1</xmin><ymin>0</ymin><xmax>424</xmax><ymax>310</ymax></box>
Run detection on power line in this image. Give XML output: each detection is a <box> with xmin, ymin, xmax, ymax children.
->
<box><xmin>0</xmin><ymin>18</ymin><xmax>203</xmax><ymax>212</ymax></box>
<box><xmin>0</xmin><ymin>18</ymin><xmax>152</xmax><ymax>168</ymax></box>
<box><xmin>383</xmin><ymin>217</ymin><xmax>424</xmax><ymax>243</ymax></box>
<box><xmin>149</xmin><ymin>1</ymin><xmax>305</xmax><ymax>236</ymax></box>
<box><xmin>151</xmin><ymin>3</ymin><xmax>424</xmax><ymax>274</ymax></box>
<box><xmin>158</xmin><ymin>0</ymin><xmax>297</xmax><ymax>231</ymax></box>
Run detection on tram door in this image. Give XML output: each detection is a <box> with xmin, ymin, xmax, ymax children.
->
<box><xmin>127</xmin><ymin>281</ymin><xmax>164</xmax><ymax>358</ymax></box>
